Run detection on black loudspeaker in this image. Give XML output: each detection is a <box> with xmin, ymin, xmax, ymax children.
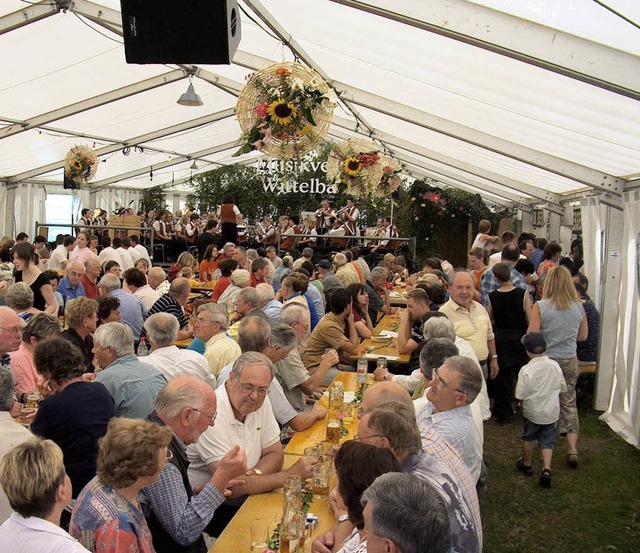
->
<box><xmin>120</xmin><ymin>0</ymin><xmax>241</xmax><ymax>65</ymax></box>
<box><xmin>63</xmin><ymin>174</ymin><xmax>81</xmax><ymax>190</ymax></box>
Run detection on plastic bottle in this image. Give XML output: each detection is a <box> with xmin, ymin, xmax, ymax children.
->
<box><xmin>357</xmin><ymin>350</ymin><xmax>368</xmax><ymax>384</ymax></box>
<box><xmin>137</xmin><ymin>337</ymin><xmax>149</xmax><ymax>357</ymax></box>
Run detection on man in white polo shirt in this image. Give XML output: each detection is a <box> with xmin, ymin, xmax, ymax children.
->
<box><xmin>186</xmin><ymin>352</ymin><xmax>315</xmax><ymax>536</ymax></box>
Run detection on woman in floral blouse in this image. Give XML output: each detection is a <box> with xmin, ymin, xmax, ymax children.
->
<box><xmin>70</xmin><ymin>418</ymin><xmax>172</xmax><ymax>553</ymax></box>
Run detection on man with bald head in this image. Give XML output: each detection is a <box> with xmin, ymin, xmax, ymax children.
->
<box><xmin>147</xmin><ymin>267</ymin><xmax>167</xmax><ymax>292</ymax></box>
<box><xmin>81</xmin><ymin>256</ymin><xmax>102</xmax><ymax>300</ymax></box>
<box><xmin>439</xmin><ymin>271</ymin><xmax>498</xmax><ymax>380</ymax></box>
<box><xmin>0</xmin><ymin>306</ymin><xmax>23</xmax><ymax>369</ymax></box>
<box><xmin>141</xmin><ymin>374</ymin><xmax>247</xmax><ymax>553</ymax></box>
<box><xmin>141</xmin><ymin>313</ymin><xmax>215</xmax><ymax>388</ymax></box>
<box><xmin>57</xmin><ymin>261</ymin><xmax>86</xmax><ymax>305</ymax></box>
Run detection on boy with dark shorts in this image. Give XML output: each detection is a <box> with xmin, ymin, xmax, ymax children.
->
<box><xmin>515</xmin><ymin>332</ymin><xmax>567</xmax><ymax>488</ymax></box>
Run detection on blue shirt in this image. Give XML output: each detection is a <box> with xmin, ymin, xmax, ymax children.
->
<box><xmin>262</xmin><ymin>299</ymin><xmax>283</xmax><ymax>321</ymax></box>
<box><xmin>186</xmin><ymin>337</ymin><xmax>206</xmax><ymax>355</ymax></box>
<box><xmin>109</xmin><ymin>289</ymin><xmax>147</xmax><ymax>340</ymax></box>
<box><xmin>531</xmin><ymin>248</ymin><xmax>544</xmax><ymax>271</ymax></box>
<box><xmin>305</xmin><ymin>285</ymin><xmax>325</xmax><ymax>319</ymax></box>
<box><xmin>96</xmin><ymin>354</ymin><xmax>166</xmax><ymax>418</ymax></box>
<box><xmin>57</xmin><ymin>277</ymin><xmax>86</xmax><ymax>305</ymax></box>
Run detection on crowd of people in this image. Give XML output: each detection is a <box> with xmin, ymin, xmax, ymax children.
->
<box><xmin>0</xmin><ymin>210</ymin><xmax>598</xmax><ymax>553</ymax></box>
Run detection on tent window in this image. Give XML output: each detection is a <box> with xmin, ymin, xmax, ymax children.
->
<box><xmin>45</xmin><ymin>194</ymin><xmax>74</xmax><ymax>237</ymax></box>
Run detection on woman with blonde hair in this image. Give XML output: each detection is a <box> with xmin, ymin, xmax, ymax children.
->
<box><xmin>527</xmin><ymin>265</ymin><xmax>587</xmax><ymax>468</ymax></box>
<box><xmin>0</xmin><ymin>439</ymin><xmax>88</xmax><ymax>551</ymax></box>
<box><xmin>70</xmin><ymin>418</ymin><xmax>172</xmax><ymax>552</ymax></box>
<box><xmin>167</xmin><ymin>251</ymin><xmax>197</xmax><ymax>283</ymax></box>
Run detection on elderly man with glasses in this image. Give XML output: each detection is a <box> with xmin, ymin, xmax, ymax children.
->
<box><xmin>187</xmin><ymin>352</ymin><xmax>317</xmax><ymax>537</ymax></box>
<box><xmin>416</xmin><ymin>356</ymin><xmax>484</xmax><ymax>485</ymax></box>
<box><xmin>141</xmin><ymin>374</ymin><xmax>247</xmax><ymax>553</ymax></box>
<box><xmin>0</xmin><ymin>307</ymin><xmax>23</xmax><ymax>370</ymax></box>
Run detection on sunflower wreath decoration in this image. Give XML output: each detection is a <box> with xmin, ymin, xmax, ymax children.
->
<box><xmin>326</xmin><ymin>138</ymin><xmax>385</xmax><ymax>197</ymax></box>
<box><xmin>64</xmin><ymin>145</ymin><xmax>99</xmax><ymax>185</ymax></box>
<box><xmin>234</xmin><ymin>62</ymin><xmax>336</xmax><ymax>159</ymax></box>
<box><xmin>372</xmin><ymin>155</ymin><xmax>402</xmax><ymax>197</ymax></box>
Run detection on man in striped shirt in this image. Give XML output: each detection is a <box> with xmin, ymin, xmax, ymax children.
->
<box><xmin>147</xmin><ymin>278</ymin><xmax>193</xmax><ymax>342</ymax></box>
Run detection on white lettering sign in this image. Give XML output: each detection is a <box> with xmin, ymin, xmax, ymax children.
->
<box><xmin>257</xmin><ymin>158</ymin><xmax>334</xmax><ymax>195</ymax></box>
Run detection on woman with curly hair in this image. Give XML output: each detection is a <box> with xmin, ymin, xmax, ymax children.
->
<box><xmin>70</xmin><ymin>418</ymin><xmax>172</xmax><ymax>552</ymax></box>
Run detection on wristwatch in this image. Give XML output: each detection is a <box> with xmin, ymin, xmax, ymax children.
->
<box><xmin>337</xmin><ymin>514</ymin><xmax>349</xmax><ymax>523</ymax></box>
<box><xmin>249</xmin><ymin>468</ymin><xmax>263</xmax><ymax>476</ymax></box>
<box><xmin>491</xmin><ymin>355</ymin><xmax>498</xmax><ymax>359</ymax></box>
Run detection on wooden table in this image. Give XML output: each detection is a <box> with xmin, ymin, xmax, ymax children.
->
<box><xmin>350</xmin><ymin>313</ymin><xmax>410</xmax><ymax>365</ymax></box>
<box><xmin>210</xmin><ymin>372</ymin><xmax>363</xmax><ymax>553</ymax></box>
<box><xmin>285</xmin><ymin>372</ymin><xmax>361</xmax><ymax>456</ymax></box>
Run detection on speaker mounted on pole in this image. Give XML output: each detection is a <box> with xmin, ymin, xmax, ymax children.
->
<box><xmin>120</xmin><ymin>0</ymin><xmax>241</xmax><ymax>65</ymax></box>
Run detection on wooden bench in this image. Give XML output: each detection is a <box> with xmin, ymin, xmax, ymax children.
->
<box><xmin>578</xmin><ymin>362</ymin><xmax>597</xmax><ymax>375</ymax></box>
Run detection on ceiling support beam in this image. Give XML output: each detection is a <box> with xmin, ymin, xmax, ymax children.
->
<box><xmin>7</xmin><ymin>109</ymin><xmax>236</xmax><ymax>182</ymax></box>
<box><xmin>233</xmin><ymin>50</ymin><xmax>623</xmax><ymax>195</ymax></box>
<box><xmin>241</xmin><ymin>0</ymin><xmax>378</xmax><ymax>139</ymax></box>
<box><xmin>70</xmin><ymin>0</ymin><xmax>124</xmax><ymax>36</ymax></box>
<box><xmin>329</xmin><ymin>117</ymin><xmax>564</xmax><ymax>209</ymax></box>
<box><xmin>0</xmin><ymin>0</ymin><xmax>61</xmax><ymax>35</ymax></box>
<box><xmin>0</xmin><ymin>70</ymin><xmax>185</xmax><ymax>140</ymax></box>
<box><xmin>394</xmin><ymin>151</ymin><xmax>531</xmax><ymax>208</ymax></box>
<box><xmin>330</xmin><ymin>0</ymin><xmax>640</xmax><ymax>102</ymax></box>
<box><xmin>91</xmin><ymin>142</ymin><xmax>237</xmax><ymax>188</ymax></box>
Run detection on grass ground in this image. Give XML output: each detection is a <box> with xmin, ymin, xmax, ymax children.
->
<box><xmin>480</xmin><ymin>391</ymin><xmax>640</xmax><ymax>553</ymax></box>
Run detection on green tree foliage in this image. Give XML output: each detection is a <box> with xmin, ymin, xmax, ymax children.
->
<box><xmin>395</xmin><ymin>179</ymin><xmax>498</xmax><ymax>258</ymax></box>
<box><xmin>140</xmin><ymin>186</ymin><xmax>166</xmax><ymax>215</ymax></box>
<box><xmin>186</xmin><ymin>144</ymin><xmax>396</xmax><ymax>226</ymax></box>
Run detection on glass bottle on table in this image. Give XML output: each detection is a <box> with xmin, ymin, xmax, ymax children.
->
<box><xmin>280</xmin><ymin>476</ymin><xmax>302</xmax><ymax>553</ymax></box>
<box><xmin>356</xmin><ymin>350</ymin><xmax>368</xmax><ymax>385</ymax></box>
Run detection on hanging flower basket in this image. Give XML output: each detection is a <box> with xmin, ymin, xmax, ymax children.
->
<box><xmin>326</xmin><ymin>138</ymin><xmax>384</xmax><ymax>197</ymax></box>
<box><xmin>234</xmin><ymin>62</ymin><xmax>336</xmax><ymax>159</ymax></box>
<box><xmin>64</xmin><ymin>145</ymin><xmax>99</xmax><ymax>184</ymax></box>
<box><xmin>372</xmin><ymin>155</ymin><xmax>402</xmax><ymax>197</ymax></box>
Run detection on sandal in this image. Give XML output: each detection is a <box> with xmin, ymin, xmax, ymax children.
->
<box><xmin>516</xmin><ymin>458</ymin><xmax>533</xmax><ymax>476</ymax></box>
<box><xmin>567</xmin><ymin>452</ymin><xmax>578</xmax><ymax>468</ymax></box>
<box><xmin>539</xmin><ymin>469</ymin><xmax>552</xmax><ymax>489</ymax></box>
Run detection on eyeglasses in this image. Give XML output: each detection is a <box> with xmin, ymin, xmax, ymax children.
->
<box><xmin>0</xmin><ymin>326</ymin><xmax>22</xmax><ymax>334</ymax></box>
<box><xmin>239</xmin><ymin>383</ymin><xmax>270</xmax><ymax>397</ymax></box>
<box><xmin>431</xmin><ymin>367</ymin><xmax>464</xmax><ymax>394</ymax></box>
<box><xmin>192</xmin><ymin>408</ymin><xmax>217</xmax><ymax>425</ymax></box>
<box><xmin>165</xmin><ymin>448</ymin><xmax>174</xmax><ymax>462</ymax></box>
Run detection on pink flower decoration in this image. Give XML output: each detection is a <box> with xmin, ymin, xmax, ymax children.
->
<box><xmin>255</xmin><ymin>102</ymin><xmax>269</xmax><ymax>118</ymax></box>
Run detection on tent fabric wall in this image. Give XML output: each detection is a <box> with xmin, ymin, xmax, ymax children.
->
<box><xmin>91</xmin><ymin>188</ymin><xmax>142</xmax><ymax>216</ymax></box>
<box><xmin>580</xmin><ymin>197</ymin><xmax>607</xmax><ymax>311</ymax></box>
<box><xmin>14</xmin><ymin>183</ymin><xmax>46</xmax><ymax>239</ymax></box>
<box><xmin>0</xmin><ymin>186</ymin><xmax>7</xmax><ymax>238</ymax></box>
<box><xmin>600</xmin><ymin>190</ymin><xmax>640</xmax><ymax>448</ymax></box>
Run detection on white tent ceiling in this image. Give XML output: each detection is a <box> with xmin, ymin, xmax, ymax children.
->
<box><xmin>1</xmin><ymin>0</ymin><xmax>640</xmax><ymax>207</ymax></box>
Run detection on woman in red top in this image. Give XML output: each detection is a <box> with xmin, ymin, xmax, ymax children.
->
<box><xmin>212</xmin><ymin>258</ymin><xmax>238</xmax><ymax>302</ymax></box>
<box><xmin>199</xmin><ymin>244</ymin><xmax>220</xmax><ymax>283</ymax></box>
<box><xmin>347</xmin><ymin>283</ymin><xmax>374</xmax><ymax>339</ymax></box>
